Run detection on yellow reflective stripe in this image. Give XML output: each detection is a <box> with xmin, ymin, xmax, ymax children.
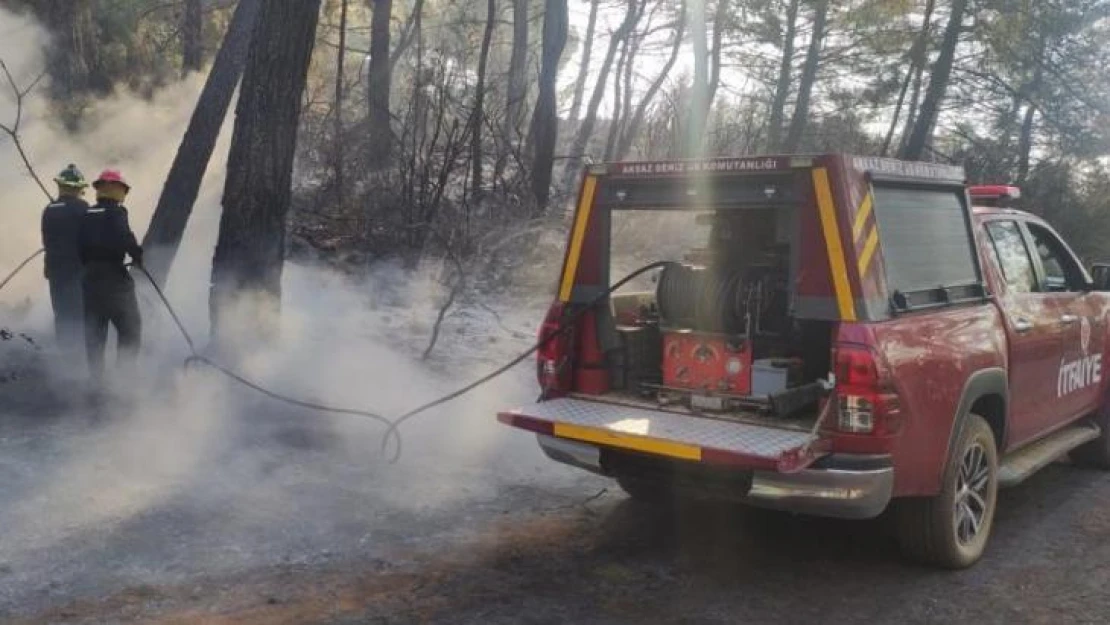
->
<box><xmin>553</xmin><ymin>423</ymin><xmax>703</xmax><ymax>461</ymax></box>
<box><xmin>852</xmin><ymin>192</ymin><xmax>873</xmax><ymax>241</ymax></box>
<box><xmin>558</xmin><ymin>176</ymin><xmax>598</xmax><ymax>302</ymax></box>
<box><xmin>858</xmin><ymin>225</ymin><xmax>880</xmax><ymax>277</ymax></box>
<box><xmin>812</xmin><ymin>168</ymin><xmax>857</xmax><ymax>321</ymax></box>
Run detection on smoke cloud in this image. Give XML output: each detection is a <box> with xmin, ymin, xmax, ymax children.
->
<box><xmin>0</xmin><ymin>8</ymin><xmax>573</xmax><ymax>599</ymax></box>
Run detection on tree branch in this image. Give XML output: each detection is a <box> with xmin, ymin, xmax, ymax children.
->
<box><xmin>0</xmin><ymin>59</ymin><xmax>52</xmax><ymax>202</ymax></box>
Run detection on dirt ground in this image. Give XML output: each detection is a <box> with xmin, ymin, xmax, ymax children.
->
<box><xmin>5</xmin><ymin>390</ymin><xmax>1110</xmax><ymax>625</ymax></box>
<box><xmin>6</xmin><ymin>471</ymin><xmax>1110</xmax><ymax>624</ymax></box>
<box><xmin>3</xmin><ymin>290</ymin><xmax>1110</xmax><ymax>624</ymax></box>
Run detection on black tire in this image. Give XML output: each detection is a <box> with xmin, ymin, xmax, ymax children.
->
<box><xmin>1069</xmin><ymin>407</ymin><xmax>1110</xmax><ymax>469</ymax></box>
<box><xmin>896</xmin><ymin>413</ymin><xmax>999</xmax><ymax>569</ymax></box>
<box><xmin>616</xmin><ymin>475</ymin><xmax>671</xmax><ymax>503</ymax></box>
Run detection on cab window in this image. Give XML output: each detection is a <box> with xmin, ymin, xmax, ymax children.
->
<box><xmin>1026</xmin><ymin>223</ymin><xmax>1084</xmax><ymax>292</ymax></box>
<box><xmin>985</xmin><ymin>221</ymin><xmax>1036</xmax><ymax>293</ymax></box>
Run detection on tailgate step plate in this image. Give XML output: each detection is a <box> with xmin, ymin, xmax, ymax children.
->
<box><xmin>498</xmin><ymin>397</ymin><xmax>821</xmax><ymax>471</ymax></box>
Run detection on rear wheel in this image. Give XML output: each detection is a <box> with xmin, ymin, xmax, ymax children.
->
<box><xmin>616</xmin><ymin>475</ymin><xmax>671</xmax><ymax>503</ymax></box>
<box><xmin>1069</xmin><ymin>406</ymin><xmax>1110</xmax><ymax>469</ymax></box>
<box><xmin>896</xmin><ymin>414</ymin><xmax>999</xmax><ymax>569</ymax></box>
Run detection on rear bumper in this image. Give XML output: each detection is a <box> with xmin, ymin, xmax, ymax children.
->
<box><xmin>743</xmin><ymin>460</ymin><xmax>894</xmax><ymax>519</ymax></box>
<box><xmin>537</xmin><ymin>435</ymin><xmax>893</xmax><ymax>520</ymax></box>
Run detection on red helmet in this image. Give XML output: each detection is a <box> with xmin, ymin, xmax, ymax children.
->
<box><xmin>92</xmin><ymin>169</ymin><xmax>131</xmax><ymax>191</ymax></box>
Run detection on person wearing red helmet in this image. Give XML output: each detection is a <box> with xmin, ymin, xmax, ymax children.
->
<box><xmin>78</xmin><ymin>169</ymin><xmax>144</xmax><ymax>382</ymax></box>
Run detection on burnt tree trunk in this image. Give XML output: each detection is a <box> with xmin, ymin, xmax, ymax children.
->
<box><xmin>142</xmin><ymin>0</ymin><xmax>264</xmax><ymax>287</ymax></box>
<box><xmin>616</xmin><ymin>0</ymin><xmax>685</xmax><ymax>160</ymax></box>
<box><xmin>881</xmin><ymin>0</ymin><xmax>935</xmax><ymax>156</ymax></box>
<box><xmin>493</xmin><ymin>0</ymin><xmax>530</xmax><ymax>183</ymax></box>
<box><xmin>36</xmin><ymin>0</ymin><xmax>104</xmax><ymax>126</ymax></box>
<box><xmin>706</xmin><ymin>0</ymin><xmax>728</xmax><ymax>112</ymax></box>
<box><xmin>66</xmin><ymin>0</ymin><xmax>105</xmax><ymax>93</ymax></box>
<box><xmin>899</xmin><ymin>4</ymin><xmax>935</xmax><ymax>157</ymax></box>
<box><xmin>562</xmin><ymin>0</ymin><xmax>643</xmax><ymax>191</ymax></box>
<box><xmin>390</xmin><ymin>0</ymin><xmax>425</xmax><ymax>70</ymax></box>
<box><xmin>687</xmin><ymin>0</ymin><xmax>708</xmax><ymax>157</ymax></box>
<box><xmin>1016</xmin><ymin>65</ymin><xmax>1044</xmax><ymax>186</ymax></box>
<box><xmin>568</xmin><ymin>0</ymin><xmax>599</xmax><ymax>123</ymax></box>
<box><xmin>334</xmin><ymin>0</ymin><xmax>349</xmax><ymax>209</ymax></box>
<box><xmin>210</xmin><ymin>0</ymin><xmax>322</xmax><ymax>341</ymax></box>
<box><xmin>368</xmin><ymin>0</ymin><xmax>394</xmax><ymax>170</ymax></box>
<box><xmin>1016</xmin><ymin>103</ymin><xmax>1038</xmax><ymax>185</ymax></box>
<box><xmin>783</xmin><ymin>0</ymin><xmax>828</xmax><ymax>152</ymax></box>
<box><xmin>616</xmin><ymin>19</ymin><xmax>639</xmax><ymax>155</ymax></box>
<box><xmin>505</xmin><ymin>0</ymin><xmax>530</xmax><ymax>142</ymax></box>
<box><xmin>529</xmin><ymin>0</ymin><xmax>569</xmax><ymax>209</ymax></box>
<box><xmin>603</xmin><ymin>28</ymin><xmax>633</xmax><ymax>161</ymax></box>
<box><xmin>470</xmin><ymin>0</ymin><xmax>497</xmax><ymax>194</ymax></box>
<box><xmin>183</xmin><ymin>0</ymin><xmax>204</xmax><ymax>75</ymax></box>
<box><xmin>767</xmin><ymin>0</ymin><xmax>800</xmax><ymax>151</ymax></box>
<box><xmin>901</xmin><ymin>0</ymin><xmax>968</xmax><ymax>161</ymax></box>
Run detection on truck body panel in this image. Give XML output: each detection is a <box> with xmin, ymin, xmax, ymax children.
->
<box><xmin>862</xmin><ymin>306</ymin><xmax>1008</xmax><ymax>496</ymax></box>
<box><xmin>503</xmin><ymin>154</ymin><xmax>1110</xmax><ymax>531</ymax></box>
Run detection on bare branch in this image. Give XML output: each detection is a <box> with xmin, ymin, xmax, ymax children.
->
<box><xmin>0</xmin><ymin>58</ymin><xmax>53</xmax><ymax>202</ymax></box>
<box><xmin>421</xmin><ymin>237</ymin><xmax>467</xmax><ymax>361</ymax></box>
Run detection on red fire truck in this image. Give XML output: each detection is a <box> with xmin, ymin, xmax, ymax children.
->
<box><xmin>497</xmin><ymin>154</ymin><xmax>1110</xmax><ymax>569</ymax></box>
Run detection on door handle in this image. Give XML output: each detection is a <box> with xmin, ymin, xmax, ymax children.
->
<box><xmin>1013</xmin><ymin>318</ymin><xmax>1034</xmax><ymax>333</ymax></box>
<box><xmin>1060</xmin><ymin>314</ymin><xmax>1079</xmax><ymax>325</ymax></box>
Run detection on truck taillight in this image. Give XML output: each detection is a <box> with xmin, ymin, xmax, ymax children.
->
<box><xmin>832</xmin><ymin>346</ymin><xmax>901</xmax><ymax>440</ymax></box>
<box><xmin>838</xmin><ymin>395</ymin><xmax>875</xmax><ymax>433</ymax></box>
<box><xmin>537</xmin><ymin>301</ymin><xmax>574</xmax><ymax>395</ymax></box>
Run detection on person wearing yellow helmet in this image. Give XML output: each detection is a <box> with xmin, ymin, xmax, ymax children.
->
<box><xmin>41</xmin><ymin>164</ymin><xmax>90</xmax><ymax>356</ymax></box>
<box><xmin>79</xmin><ymin>169</ymin><xmax>144</xmax><ymax>381</ymax></box>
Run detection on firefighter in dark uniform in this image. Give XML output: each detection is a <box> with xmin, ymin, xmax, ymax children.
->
<box><xmin>79</xmin><ymin>170</ymin><xmax>143</xmax><ymax>381</ymax></box>
<box><xmin>41</xmin><ymin>164</ymin><xmax>90</xmax><ymax>352</ymax></box>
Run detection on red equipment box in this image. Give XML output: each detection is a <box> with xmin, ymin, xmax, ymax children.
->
<box><xmin>662</xmin><ymin>330</ymin><xmax>752</xmax><ymax>395</ymax></box>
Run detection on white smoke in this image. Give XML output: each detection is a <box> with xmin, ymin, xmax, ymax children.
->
<box><xmin>0</xmin><ymin>6</ymin><xmax>574</xmax><ymax>591</ymax></box>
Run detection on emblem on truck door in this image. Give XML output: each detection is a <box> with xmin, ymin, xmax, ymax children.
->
<box><xmin>1058</xmin><ymin>316</ymin><xmax>1102</xmax><ymax>397</ymax></box>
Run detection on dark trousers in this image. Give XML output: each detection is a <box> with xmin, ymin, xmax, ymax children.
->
<box><xmin>47</xmin><ymin>273</ymin><xmax>84</xmax><ymax>352</ymax></box>
<box><xmin>83</xmin><ymin>264</ymin><xmax>142</xmax><ymax>380</ymax></box>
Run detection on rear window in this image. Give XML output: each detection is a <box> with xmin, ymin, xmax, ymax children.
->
<box><xmin>872</xmin><ymin>185</ymin><xmax>979</xmax><ymax>294</ymax></box>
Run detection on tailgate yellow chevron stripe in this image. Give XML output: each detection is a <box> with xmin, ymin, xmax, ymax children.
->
<box><xmin>852</xmin><ymin>192</ymin><xmax>873</xmax><ymax>240</ymax></box>
<box><xmin>813</xmin><ymin>167</ymin><xmax>857</xmax><ymax>321</ymax></box>
<box><xmin>858</xmin><ymin>226</ymin><xmax>880</xmax><ymax>276</ymax></box>
<box><xmin>553</xmin><ymin>423</ymin><xmax>703</xmax><ymax>461</ymax></box>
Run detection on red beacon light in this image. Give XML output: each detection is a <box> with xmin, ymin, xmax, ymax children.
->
<box><xmin>969</xmin><ymin>184</ymin><xmax>1021</xmax><ymax>207</ymax></box>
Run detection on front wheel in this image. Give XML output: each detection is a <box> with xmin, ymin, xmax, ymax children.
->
<box><xmin>896</xmin><ymin>414</ymin><xmax>999</xmax><ymax>569</ymax></box>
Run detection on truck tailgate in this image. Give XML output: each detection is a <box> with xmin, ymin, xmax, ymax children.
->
<box><xmin>498</xmin><ymin>397</ymin><xmax>827</xmax><ymax>473</ymax></box>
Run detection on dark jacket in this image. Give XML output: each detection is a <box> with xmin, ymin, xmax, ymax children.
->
<box><xmin>79</xmin><ymin>200</ymin><xmax>143</xmax><ymax>269</ymax></box>
<box><xmin>41</xmin><ymin>195</ymin><xmax>89</xmax><ymax>280</ymax></box>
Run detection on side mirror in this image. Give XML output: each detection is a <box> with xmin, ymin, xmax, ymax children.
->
<box><xmin>1089</xmin><ymin>264</ymin><xmax>1110</xmax><ymax>291</ymax></box>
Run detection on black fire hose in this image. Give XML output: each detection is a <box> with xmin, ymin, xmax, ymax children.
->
<box><xmin>0</xmin><ymin>248</ymin><xmax>44</xmax><ymax>294</ymax></box>
<box><xmin>0</xmin><ymin>253</ymin><xmax>400</xmax><ymax>455</ymax></box>
<box><xmin>4</xmin><ymin>249</ymin><xmax>676</xmax><ymax>464</ymax></box>
<box><xmin>377</xmin><ymin>260</ymin><xmax>679</xmax><ymax>460</ymax></box>
<box><xmin>141</xmin><ymin>260</ymin><xmax>679</xmax><ymax>463</ymax></box>
<box><xmin>131</xmin><ymin>265</ymin><xmax>400</xmax><ymax>454</ymax></box>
